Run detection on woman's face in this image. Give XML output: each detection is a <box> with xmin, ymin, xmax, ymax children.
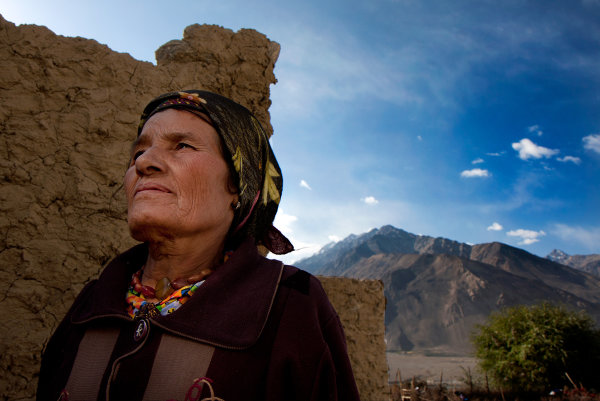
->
<box><xmin>124</xmin><ymin>109</ymin><xmax>236</xmax><ymax>244</ymax></box>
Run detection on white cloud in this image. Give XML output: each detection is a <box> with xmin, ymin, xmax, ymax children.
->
<box><xmin>487</xmin><ymin>222</ymin><xmax>503</xmax><ymax>231</ymax></box>
<box><xmin>328</xmin><ymin>235</ymin><xmax>342</xmax><ymax>242</ymax></box>
<box><xmin>272</xmin><ymin>196</ymin><xmax>416</xmax><ymax>264</ymax></box>
<box><xmin>506</xmin><ymin>229</ymin><xmax>546</xmax><ymax>245</ymax></box>
<box><xmin>512</xmin><ymin>138</ymin><xmax>559</xmax><ymax>160</ymax></box>
<box><xmin>583</xmin><ymin>134</ymin><xmax>600</xmax><ymax>154</ymax></box>
<box><xmin>551</xmin><ymin>224</ymin><xmax>600</xmax><ymax>251</ymax></box>
<box><xmin>300</xmin><ymin>179</ymin><xmax>312</xmax><ymax>190</ymax></box>
<box><xmin>273</xmin><ymin>212</ymin><xmax>298</xmax><ymax>235</ymax></box>
<box><xmin>417</xmin><ymin>135</ymin><xmax>423</xmax><ymax>141</ymax></box>
<box><xmin>528</xmin><ymin>124</ymin><xmax>543</xmax><ymax>136</ymax></box>
<box><xmin>557</xmin><ymin>156</ymin><xmax>582</xmax><ymax>165</ymax></box>
<box><xmin>460</xmin><ymin>168</ymin><xmax>490</xmax><ymax>178</ymax></box>
<box><xmin>362</xmin><ymin>196</ymin><xmax>379</xmax><ymax>205</ymax></box>
<box><xmin>486</xmin><ymin>152</ymin><xmax>503</xmax><ymax>157</ymax></box>
<box><xmin>472</xmin><ymin>158</ymin><xmax>484</xmax><ymax>164</ymax></box>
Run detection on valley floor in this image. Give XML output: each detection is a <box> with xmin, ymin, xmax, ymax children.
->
<box><xmin>387</xmin><ymin>352</ymin><xmax>479</xmax><ymax>386</ymax></box>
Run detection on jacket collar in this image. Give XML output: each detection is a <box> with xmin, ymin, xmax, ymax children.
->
<box><xmin>71</xmin><ymin>238</ymin><xmax>284</xmax><ymax>349</ymax></box>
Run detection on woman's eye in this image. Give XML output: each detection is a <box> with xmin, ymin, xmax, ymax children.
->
<box><xmin>176</xmin><ymin>142</ymin><xmax>194</xmax><ymax>150</ymax></box>
<box><xmin>133</xmin><ymin>150</ymin><xmax>145</xmax><ymax>160</ymax></box>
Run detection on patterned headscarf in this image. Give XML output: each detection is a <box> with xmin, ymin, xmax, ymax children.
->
<box><xmin>137</xmin><ymin>90</ymin><xmax>293</xmax><ymax>255</ymax></box>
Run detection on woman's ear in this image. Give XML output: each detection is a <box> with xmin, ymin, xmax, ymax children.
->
<box><xmin>227</xmin><ymin>174</ymin><xmax>238</xmax><ymax>195</ymax></box>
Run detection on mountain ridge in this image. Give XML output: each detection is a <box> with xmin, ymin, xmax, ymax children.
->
<box><xmin>296</xmin><ymin>225</ymin><xmax>600</xmax><ymax>353</ymax></box>
<box><xmin>547</xmin><ymin>249</ymin><xmax>600</xmax><ymax>276</ymax></box>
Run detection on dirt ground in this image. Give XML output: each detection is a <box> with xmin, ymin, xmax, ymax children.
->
<box><xmin>387</xmin><ymin>352</ymin><xmax>479</xmax><ymax>386</ymax></box>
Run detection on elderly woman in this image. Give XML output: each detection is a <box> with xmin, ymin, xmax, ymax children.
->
<box><xmin>36</xmin><ymin>90</ymin><xmax>360</xmax><ymax>401</ymax></box>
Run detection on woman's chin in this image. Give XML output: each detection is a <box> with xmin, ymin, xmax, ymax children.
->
<box><xmin>128</xmin><ymin>220</ymin><xmax>175</xmax><ymax>243</ymax></box>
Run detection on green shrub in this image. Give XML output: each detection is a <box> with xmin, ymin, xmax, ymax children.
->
<box><xmin>472</xmin><ymin>303</ymin><xmax>600</xmax><ymax>392</ymax></box>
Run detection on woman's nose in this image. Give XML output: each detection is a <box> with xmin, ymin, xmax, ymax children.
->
<box><xmin>135</xmin><ymin>147</ymin><xmax>166</xmax><ymax>175</ymax></box>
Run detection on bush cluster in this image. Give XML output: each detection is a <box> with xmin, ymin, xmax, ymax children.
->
<box><xmin>472</xmin><ymin>303</ymin><xmax>600</xmax><ymax>392</ymax></box>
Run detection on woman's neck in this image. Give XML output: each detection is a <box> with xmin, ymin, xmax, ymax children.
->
<box><xmin>141</xmin><ymin>235</ymin><xmax>225</xmax><ymax>287</ymax></box>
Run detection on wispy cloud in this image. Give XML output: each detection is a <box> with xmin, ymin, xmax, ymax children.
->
<box><xmin>500</xmin><ymin>171</ymin><xmax>564</xmax><ymax>212</ymax></box>
<box><xmin>487</xmin><ymin>222</ymin><xmax>503</xmax><ymax>231</ymax></box>
<box><xmin>507</xmin><ymin>228</ymin><xmax>546</xmax><ymax>245</ymax></box>
<box><xmin>274</xmin><ymin>196</ymin><xmax>416</xmax><ymax>263</ymax></box>
<box><xmin>528</xmin><ymin>124</ymin><xmax>543</xmax><ymax>136</ymax></box>
<box><xmin>362</xmin><ymin>196</ymin><xmax>379</xmax><ymax>205</ymax></box>
<box><xmin>486</xmin><ymin>152</ymin><xmax>503</xmax><ymax>157</ymax></box>
<box><xmin>299</xmin><ymin>179</ymin><xmax>312</xmax><ymax>190</ymax></box>
<box><xmin>472</xmin><ymin>158</ymin><xmax>484</xmax><ymax>164</ymax></box>
<box><xmin>557</xmin><ymin>156</ymin><xmax>582</xmax><ymax>164</ymax></box>
<box><xmin>271</xmin><ymin>26</ymin><xmax>422</xmax><ymax>118</ymax></box>
<box><xmin>583</xmin><ymin>134</ymin><xmax>600</xmax><ymax>154</ymax></box>
<box><xmin>551</xmin><ymin>224</ymin><xmax>600</xmax><ymax>251</ymax></box>
<box><xmin>328</xmin><ymin>235</ymin><xmax>341</xmax><ymax>242</ymax></box>
<box><xmin>461</xmin><ymin>168</ymin><xmax>490</xmax><ymax>178</ymax></box>
<box><xmin>512</xmin><ymin>138</ymin><xmax>559</xmax><ymax>160</ymax></box>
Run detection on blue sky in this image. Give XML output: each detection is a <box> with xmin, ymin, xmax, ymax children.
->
<box><xmin>2</xmin><ymin>0</ymin><xmax>599</xmax><ymax>263</ymax></box>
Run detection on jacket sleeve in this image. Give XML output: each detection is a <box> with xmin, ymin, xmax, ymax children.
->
<box><xmin>263</xmin><ymin>269</ymin><xmax>361</xmax><ymax>401</ymax></box>
<box><xmin>36</xmin><ymin>281</ymin><xmax>95</xmax><ymax>400</ymax></box>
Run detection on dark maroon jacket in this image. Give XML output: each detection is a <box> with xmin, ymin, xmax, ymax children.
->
<box><xmin>36</xmin><ymin>238</ymin><xmax>360</xmax><ymax>401</ymax></box>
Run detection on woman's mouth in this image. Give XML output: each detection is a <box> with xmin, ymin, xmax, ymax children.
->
<box><xmin>135</xmin><ymin>183</ymin><xmax>172</xmax><ymax>195</ymax></box>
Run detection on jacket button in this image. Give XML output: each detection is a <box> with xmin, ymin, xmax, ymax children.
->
<box><xmin>134</xmin><ymin>319</ymin><xmax>148</xmax><ymax>341</ymax></box>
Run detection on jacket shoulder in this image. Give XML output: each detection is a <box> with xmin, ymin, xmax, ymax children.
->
<box><xmin>278</xmin><ymin>265</ymin><xmax>338</xmax><ymax>322</ymax></box>
<box><xmin>280</xmin><ymin>265</ymin><xmax>328</xmax><ymax>296</ymax></box>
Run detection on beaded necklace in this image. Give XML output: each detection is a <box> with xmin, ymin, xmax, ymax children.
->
<box><xmin>126</xmin><ymin>271</ymin><xmax>205</xmax><ymax>319</ymax></box>
<box><xmin>126</xmin><ymin>251</ymin><xmax>233</xmax><ymax>319</ymax></box>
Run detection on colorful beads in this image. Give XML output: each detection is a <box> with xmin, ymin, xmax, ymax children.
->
<box><xmin>132</xmin><ymin>270</ymin><xmax>157</xmax><ymax>298</ymax></box>
<box><xmin>126</xmin><ymin>274</ymin><xmax>205</xmax><ymax>319</ymax></box>
<box><xmin>155</xmin><ymin>277</ymin><xmax>172</xmax><ymax>300</ymax></box>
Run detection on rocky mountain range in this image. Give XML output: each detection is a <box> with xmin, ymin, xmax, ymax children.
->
<box><xmin>296</xmin><ymin>225</ymin><xmax>600</xmax><ymax>354</ymax></box>
<box><xmin>547</xmin><ymin>249</ymin><xmax>600</xmax><ymax>276</ymax></box>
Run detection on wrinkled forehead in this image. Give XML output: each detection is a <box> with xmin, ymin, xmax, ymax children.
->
<box><xmin>141</xmin><ymin>108</ymin><xmax>213</xmax><ymax>133</ymax></box>
<box><xmin>138</xmin><ymin>92</ymin><xmax>213</xmax><ymax>136</ymax></box>
<box><xmin>143</xmin><ymin>106</ymin><xmax>213</xmax><ymax>131</ymax></box>
<box><xmin>131</xmin><ymin>109</ymin><xmax>225</xmax><ymax>158</ymax></box>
